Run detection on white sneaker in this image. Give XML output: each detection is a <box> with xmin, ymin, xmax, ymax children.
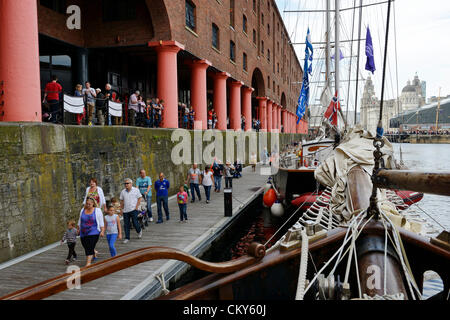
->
<box><xmin>138</xmin><ymin>230</ymin><xmax>143</xmax><ymax>239</ymax></box>
<box><xmin>149</xmin><ymin>217</ymin><xmax>154</xmax><ymax>222</ymax></box>
<box><xmin>123</xmin><ymin>239</ymin><xmax>129</xmax><ymax>244</ymax></box>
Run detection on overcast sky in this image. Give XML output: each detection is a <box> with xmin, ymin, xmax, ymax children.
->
<box><xmin>275</xmin><ymin>0</ymin><xmax>450</xmax><ymax>108</ymax></box>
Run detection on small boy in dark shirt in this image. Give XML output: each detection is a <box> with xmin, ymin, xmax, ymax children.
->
<box><xmin>61</xmin><ymin>220</ymin><xmax>78</xmax><ymax>264</ymax></box>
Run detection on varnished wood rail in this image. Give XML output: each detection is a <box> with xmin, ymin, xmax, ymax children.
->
<box><xmin>0</xmin><ymin>243</ymin><xmax>266</xmax><ymax>300</ymax></box>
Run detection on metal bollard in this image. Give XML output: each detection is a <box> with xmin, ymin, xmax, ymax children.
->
<box><xmin>224</xmin><ymin>188</ymin><xmax>232</xmax><ymax>217</ymax></box>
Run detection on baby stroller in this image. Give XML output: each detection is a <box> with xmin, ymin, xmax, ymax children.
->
<box><xmin>137</xmin><ymin>200</ymin><xmax>149</xmax><ymax>230</ymax></box>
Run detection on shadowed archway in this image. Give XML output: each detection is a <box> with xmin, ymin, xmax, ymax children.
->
<box><xmin>251</xmin><ymin>68</ymin><xmax>265</xmax><ymax>122</ymax></box>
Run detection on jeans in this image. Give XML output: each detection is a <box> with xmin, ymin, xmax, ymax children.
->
<box><xmin>47</xmin><ymin>99</ymin><xmax>60</xmax><ymax>123</ymax></box>
<box><xmin>203</xmin><ymin>185</ymin><xmax>212</xmax><ymax>201</ymax></box>
<box><xmin>154</xmin><ymin>117</ymin><xmax>161</xmax><ymax>128</ymax></box>
<box><xmin>123</xmin><ymin>210</ymin><xmax>141</xmax><ymax>240</ymax></box>
<box><xmin>107</xmin><ymin>233</ymin><xmax>118</xmax><ymax>257</ymax></box>
<box><xmin>156</xmin><ymin>195</ymin><xmax>170</xmax><ymax>221</ymax></box>
<box><xmin>145</xmin><ymin>119</ymin><xmax>153</xmax><ymax>128</ymax></box>
<box><xmin>142</xmin><ymin>194</ymin><xmax>153</xmax><ymax>218</ymax></box>
<box><xmin>178</xmin><ymin>203</ymin><xmax>187</xmax><ymax>221</ymax></box>
<box><xmin>214</xmin><ymin>176</ymin><xmax>222</xmax><ymax>191</ymax></box>
<box><xmin>225</xmin><ymin>177</ymin><xmax>233</xmax><ymax>189</ymax></box>
<box><xmin>190</xmin><ymin>183</ymin><xmax>201</xmax><ymax>201</ymax></box>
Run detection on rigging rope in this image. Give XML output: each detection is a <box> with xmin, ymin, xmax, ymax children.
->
<box><xmin>378</xmin><ymin>0</ymin><xmax>392</xmax><ymax>122</ymax></box>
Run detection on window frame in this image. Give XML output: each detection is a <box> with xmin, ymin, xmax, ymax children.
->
<box><xmin>243</xmin><ymin>52</ymin><xmax>248</xmax><ymax>71</ymax></box>
<box><xmin>230</xmin><ymin>0</ymin><xmax>235</xmax><ymax>28</ymax></box>
<box><xmin>243</xmin><ymin>14</ymin><xmax>248</xmax><ymax>34</ymax></box>
<box><xmin>230</xmin><ymin>40</ymin><xmax>236</xmax><ymax>62</ymax></box>
<box><xmin>212</xmin><ymin>23</ymin><xmax>220</xmax><ymax>50</ymax></box>
<box><xmin>185</xmin><ymin>0</ymin><xmax>196</xmax><ymax>31</ymax></box>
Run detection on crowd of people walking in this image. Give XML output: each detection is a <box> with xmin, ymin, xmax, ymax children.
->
<box><xmin>60</xmin><ymin>159</ymin><xmax>247</xmax><ymax>267</ymax></box>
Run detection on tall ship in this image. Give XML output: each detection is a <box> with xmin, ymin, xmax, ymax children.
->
<box><xmin>2</xmin><ymin>0</ymin><xmax>449</xmax><ymax>301</ymax></box>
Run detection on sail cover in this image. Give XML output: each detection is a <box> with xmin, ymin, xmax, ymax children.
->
<box><xmin>315</xmin><ymin>125</ymin><xmax>394</xmax><ymax>220</ymax></box>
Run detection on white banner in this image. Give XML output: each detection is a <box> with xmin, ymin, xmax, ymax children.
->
<box><xmin>108</xmin><ymin>101</ymin><xmax>123</xmax><ymax>117</ymax></box>
<box><xmin>63</xmin><ymin>95</ymin><xmax>85</xmax><ymax>114</ymax></box>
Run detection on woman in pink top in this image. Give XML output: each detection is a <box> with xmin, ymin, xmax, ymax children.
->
<box><xmin>177</xmin><ymin>186</ymin><xmax>188</xmax><ymax>222</ymax></box>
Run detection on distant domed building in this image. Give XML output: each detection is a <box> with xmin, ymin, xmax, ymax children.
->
<box><xmin>399</xmin><ymin>73</ymin><xmax>426</xmax><ymax>112</ymax></box>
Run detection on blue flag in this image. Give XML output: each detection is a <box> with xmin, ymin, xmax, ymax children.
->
<box><xmin>365</xmin><ymin>26</ymin><xmax>376</xmax><ymax>74</ymax></box>
<box><xmin>297</xmin><ymin>28</ymin><xmax>313</xmax><ymax>124</ymax></box>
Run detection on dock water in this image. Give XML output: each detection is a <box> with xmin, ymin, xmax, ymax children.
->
<box><xmin>0</xmin><ymin>164</ymin><xmax>269</xmax><ymax>300</ymax></box>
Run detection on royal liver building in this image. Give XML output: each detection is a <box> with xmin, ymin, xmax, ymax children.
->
<box><xmin>360</xmin><ymin>73</ymin><xmax>425</xmax><ymax>132</ymax></box>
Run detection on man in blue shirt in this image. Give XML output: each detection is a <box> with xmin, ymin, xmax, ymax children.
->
<box><xmin>154</xmin><ymin>172</ymin><xmax>170</xmax><ymax>223</ymax></box>
<box><xmin>136</xmin><ymin>169</ymin><xmax>153</xmax><ymax>224</ymax></box>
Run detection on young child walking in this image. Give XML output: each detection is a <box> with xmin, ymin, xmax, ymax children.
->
<box><xmin>177</xmin><ymin>185</ymin><xmax>188</xmax><ymax>222</ymax></box>
<box><xmin>110</xmin><ymin>197</ymin><xmax>122</xmax><ymax>216</ymax></box>
<box><xmin>61</xmin><ymin>220</ymin><xmax>77</xmax><ymax>264</ymax></box>
<box><xmin>104</xmin><ymin>204</ymin><xmax>122</xmax><ymax>257</ymax></box>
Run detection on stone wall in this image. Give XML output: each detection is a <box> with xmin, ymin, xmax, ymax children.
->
<box><xmin>0</xmin><ymin>123</ymin><xmax>303</xmax><ymax>263</ymax></box>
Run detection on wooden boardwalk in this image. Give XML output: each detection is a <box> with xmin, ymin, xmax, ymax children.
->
<box><xmin>0</xmin><ymin>165</ymin><xmax>269</xmax><ymax>300</ymax></box>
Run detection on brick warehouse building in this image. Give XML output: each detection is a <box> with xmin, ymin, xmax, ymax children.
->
<box><xmin>0</xmin><ymin>0</ymin><xmax>307</xmax><ymax>133</ymax></box>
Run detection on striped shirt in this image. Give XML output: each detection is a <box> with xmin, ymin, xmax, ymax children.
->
<box><xmin>62</xmin><ymin>228</ymin><xmax>77</xmax><ymax>243</ymax></box>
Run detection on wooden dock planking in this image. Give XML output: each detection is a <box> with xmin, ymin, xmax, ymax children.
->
<box><xmin>0</xmin><ymin>165</ymin><xmax>268</xmax><ymax>300</ymax></box>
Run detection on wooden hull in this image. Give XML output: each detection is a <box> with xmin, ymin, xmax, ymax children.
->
<box><xmin>158</xmin><ymin>222</ymin><xmax>450</xmax><ymax>300</ymax></box>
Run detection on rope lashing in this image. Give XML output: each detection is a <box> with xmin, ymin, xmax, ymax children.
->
<box><xmin>295</xmin><ymin>228</ymin><xmax>309</xmax><ymax>300</ymax></box>
<box><xmin>156</xmin><ymin>272</ymin><xmax>170</xmax><ymax>296</ymax></box>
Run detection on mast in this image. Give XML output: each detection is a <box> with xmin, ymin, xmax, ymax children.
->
<box><xmin>354</xmin><ymin>0</ymin><xmax>363</xmax><ymax>125</ymax></box>
<box><xmin>335</xmin><ymin>0</ymin><xmax>347</xmax><ymax>129</ymax></box>
<box><xmin>326</xmin><ymin>0</ymin><xmax>331</xmax><ymax>89</ymax></box>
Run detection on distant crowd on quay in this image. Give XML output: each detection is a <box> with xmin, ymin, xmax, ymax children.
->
<box><xmin>385</xmin><ymin>130</ymin><xmax>450</xmax><ymax>135</ymax></box>
<box><xmin>43</xmin><ymin>76</ymin><xmax>281</xmax><ymax>132</ymax></box>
